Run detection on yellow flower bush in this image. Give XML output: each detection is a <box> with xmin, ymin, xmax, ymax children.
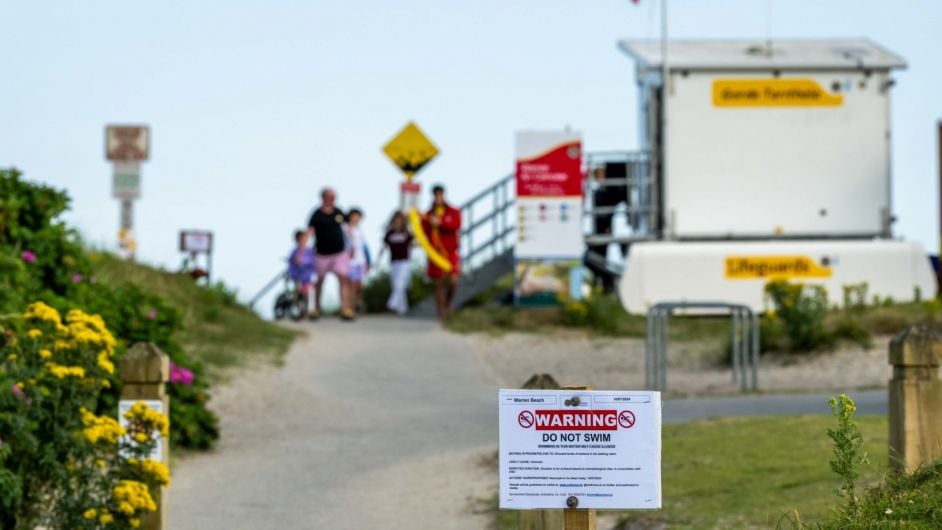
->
<box><xmin>81</xmin><ymin>408</ymin><xmax>126</xmax><ymax>444</ymax></box>
<box><xmin>124</xmin><ymin>402</ymin><xmax>170</xmax><ymax>439</ymax></box>
<box><xmin>112</xmin><ymin>480</ymin><xmax>157</xmax><ymax>515</ymax></box>
<box><xmin>128</xmin><ymin>458</ymin><xmax>171</xmax><ymax>487</ymax></box>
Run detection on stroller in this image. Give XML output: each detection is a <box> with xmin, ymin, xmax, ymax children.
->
<box><xmin>273</xmin><ymin>272</ymin><xmax>309</xmax><ymax>321</ymax></box>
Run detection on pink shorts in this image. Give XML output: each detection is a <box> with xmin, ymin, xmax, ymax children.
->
<box><xmin>315</xmin><ymin>252</ymin><xmax>350</xmax><ymax>279</ymax></box>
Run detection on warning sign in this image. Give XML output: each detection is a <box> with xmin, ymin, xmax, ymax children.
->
<box><xmin>382</xmin><ymin>121</ymin><xmax>439</xmax><ymax>180</ymax></box>
<box><xmin>499</xmin><ymin>389</ymin><xmax>662</xmax><ymax>510</ymax></box>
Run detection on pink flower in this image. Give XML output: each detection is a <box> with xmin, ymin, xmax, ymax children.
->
<box><xmin>71</xmin><ymin>273</ymin><xmax>83</xmax><ymax>283</ymax></box>
<box><xmin>11</xmin><ymin>383</ymin><xmax>24</xmax><ymax>400</ymax></box>
<box><xmin>146</xmin><ymin>308</ymin><xmax>157</xmax><ymax>320</ymax></box>
<box><xmin>89</xmin><ymin>276</ymin><xmax>97</xmax><ymax>284</ymax></box>
<box><xmin>169</xmin><ymin>361</ymin><xmax>194</xmax><ymax>386</ymax></box>
<box><xmin>20</xmin><ymin>250</ymin><xmax>36</xmax><ymax>263</ymax></box>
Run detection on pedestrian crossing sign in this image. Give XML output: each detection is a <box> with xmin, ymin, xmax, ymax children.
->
<box><xmin>382</xmin><ymin>121</ymin><xmax>439</xmax><ymax>180</ymax></box>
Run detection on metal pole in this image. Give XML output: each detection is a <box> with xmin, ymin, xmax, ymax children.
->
<box><xmin>645</xmin><ymin>308</ymin><xmax>654</xmax><ymax>390</ymax></box>
<box><xmin>659</xmin><ymin>308</ymin><xmax>668</xmax><ymax>391</ymax></box>
<box><xmin>656</xmin><ymin>0</ymin><xmax>668</xmax><ymax>237</ymax></box>
<box><xmin>731</xmin><ymin>309</ymin><xmax>740</xmax><ymax>385</ymax></box>
<box><xmin>751</xmin><ymin>311</ymin><xmax>760</xmax><ymax>390</ymax></box>
<box><xmin>937</xmin><ymin>120</ymin><xmax>941</xmax><ymax>297</ymax></box>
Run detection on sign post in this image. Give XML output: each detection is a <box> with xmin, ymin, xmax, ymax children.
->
<box><xmin>499</xmin><ymin>388</ymin><xmax>662</xmax><ymax>528</ymax></box>
<box><xmin>383</xmin><ymin>121</ymin><xmax>439</xmax><ymax>209</ymax></box>
<box><xmin>106</xmin><ymin>125</ymin><xmax>150</xmax><ymax>260</ymax></box>
<box><xmin>514</xmin><ymin>131</ymin><xmax>584</xmax><ymax>304</ymax></box>
<box><xmin>179</xmin><ymin>230</ymin><xmax>214</xmax><ymax>283</ymax></box>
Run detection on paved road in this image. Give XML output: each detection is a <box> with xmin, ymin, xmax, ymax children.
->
<box><xmin>169</xmin><ymin>316</ymin><xmax>887</xmax><ymax>529</ymax></box>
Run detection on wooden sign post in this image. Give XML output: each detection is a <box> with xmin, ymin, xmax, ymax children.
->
<box><xmin>119</xmin><ymin>343</ymin><xmax>170</xmax><ymax>530</ymax></box>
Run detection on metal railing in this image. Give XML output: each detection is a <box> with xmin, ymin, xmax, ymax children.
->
<box><xmin>646</xmin><ymin>302</ymin><xmax>759</xmax><ymax>392</ymax></box>
<box><xmin>459</xmin><ymin>174</ymin><xmax>515</xmax><ymax>273</ymax></box>
<box><xmin>584</xmin><ymin>150</ymin><xmax>659</xmax><ymax>245</ymax></box>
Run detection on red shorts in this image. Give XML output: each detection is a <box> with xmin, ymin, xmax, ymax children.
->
<box><xmin>427</xmin><ymin>251</ymin><xmax>461</xmax><ymax>279</ymax></box>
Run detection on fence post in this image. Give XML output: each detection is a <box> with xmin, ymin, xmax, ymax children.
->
<box><xmin>888</xmin><ymin>323</ymin><xmax>942</xmax><ymax>472</ymax></box>
<box><xmin>119</xmin><ymin>342</ymin><xmax>170</xmax><ymax>530</ymax></box>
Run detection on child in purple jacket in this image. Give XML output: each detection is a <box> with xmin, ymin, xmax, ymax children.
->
<box><xmin>288</xmin><ymin>230</ymin><xmax>315</xmax><ymax>298</ymax></box>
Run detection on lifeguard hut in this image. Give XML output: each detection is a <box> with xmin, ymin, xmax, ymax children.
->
<box><xmin>593</xmin><ymin>39</ymin><xmax>937</xmax><ymax>312</ymax></box>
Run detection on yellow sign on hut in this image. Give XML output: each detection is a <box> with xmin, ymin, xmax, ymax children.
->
<box><xmin>382</xmin><ymin>121</ymin><xmax>439</xmax><ymax>180</ymax></box>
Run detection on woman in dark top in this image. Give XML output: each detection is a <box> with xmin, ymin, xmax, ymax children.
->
<box><xmin>383</xmin><ymin>211</ymin><xmax>413</xmax><ymax>315</ymax></box>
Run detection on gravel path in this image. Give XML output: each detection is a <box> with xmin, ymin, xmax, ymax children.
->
<box><xmin>465</xmin><ymin>331</ymin><xmax>892</xmax><ymax>397</ymax></box>
<box><xmin>169</xmin><ymin>319</ymin><xmax>891</xmax><ymax>529</ymax></box>
<box><xmin>168</xmin><ymin>316</ymin><xmax>497</xmax><ymax>530</ymax></box>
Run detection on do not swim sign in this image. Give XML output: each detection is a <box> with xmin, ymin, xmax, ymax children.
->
<box><xmin>498</xmin><ymin>389</ymin><xmax>662</xmax><ymax>510</ymax></box>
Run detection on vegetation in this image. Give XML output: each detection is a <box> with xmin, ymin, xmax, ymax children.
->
<box><xmin>0</xmin><ymin>302</ymin><xmax>170</xmax><ymax>529</ymax></box>
<box><xmin>492</xmin><ymin>414</ymin><xmax>889</xmax><ymax>529</ymax></box>
<box><xmin>91</xmin><ymin>253</ymin><xmax>295</xmax><ymax>379</ymax></box>
<box><xmin>0</xmin><ymin>168</ymin><xmax>295</xmax><ymax>453</ymax></box>
<box><xmin>447</xmin><ymin>281</ymin><xmax>941</xmax><ymax>357</ymax></box>
<box><xmin>361</xmin><ymin>267</ymin><xmax>434</xmax><ymax>313</ymax></box>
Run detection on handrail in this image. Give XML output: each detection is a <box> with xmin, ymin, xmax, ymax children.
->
<box><xmin>249</xmin><ymin>269</ymin><xmax>287</xmax><ymax>309</ymax></box>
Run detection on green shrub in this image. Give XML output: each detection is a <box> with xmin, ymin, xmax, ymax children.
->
<box><xmin>0</xmin><ymin>302</ymin><xmax>169</xmax><ymax>529</ymax></box>
<box><xmin>0</xmin><ymin>169</ymin><xmax>217</xmax><ymax>450</ymax></box>
<box><xmin>765</xmin><ymin>280</ymin><xmax>834</xmax><ymax>352</ymax></box>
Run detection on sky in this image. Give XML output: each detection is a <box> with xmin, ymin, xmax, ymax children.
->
<box><xmin>2</xmin><ymin>0</ymin><xmax>940</xmax><ymax>313</ymax></box>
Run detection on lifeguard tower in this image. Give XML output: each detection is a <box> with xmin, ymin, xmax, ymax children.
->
<box><xmin>592</xmin><ymin>39</ymin><xmax>936</xmax><ymax>312</ymax></box>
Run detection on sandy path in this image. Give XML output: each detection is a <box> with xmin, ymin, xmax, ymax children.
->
<box><xmin>168</xmin><ymin>317</ymin><xmax>498</xmax><ymax>530</ymax></box>
<box><xmin>465</xmin><ymin>331</ymin><xmax>892</xmax><ymax>396</ymax></box>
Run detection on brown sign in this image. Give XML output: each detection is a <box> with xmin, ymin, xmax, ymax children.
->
<box><xmin>105</xmin><ymin>125</ymin><xmax>150</xmax><ymax>161</ymax></box>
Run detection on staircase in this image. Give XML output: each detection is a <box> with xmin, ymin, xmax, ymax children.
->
<box><xmin>411</xmin><ymin>150</ymin><xmax>658</xmax><ymax>316</ymax></box>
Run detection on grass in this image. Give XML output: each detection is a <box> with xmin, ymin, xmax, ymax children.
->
<box><xmin>447</xmin><ymin>294</ymin><xmax>940</xmax><ymax>348</ymax></box>
<box><xmin>90</xmin><ymin>253</ymin><xmax>296</xmax><ymax>380</ymax></box>
<box><xmin>493</xmin><ymin>415</ymin><xmax>889</xmax><ymax>530</ymax></box>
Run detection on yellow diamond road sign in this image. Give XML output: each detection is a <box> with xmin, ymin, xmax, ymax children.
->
<box><xmin>382</xmin><ymin>121</ymin><xmax>439</xmax><ymax>179</ymax></box>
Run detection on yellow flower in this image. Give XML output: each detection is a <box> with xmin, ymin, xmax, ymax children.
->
<box><xmin>124</xmin><ymin>402</ymin><xmax>170</xmax><ymax>438</ymax></box>
<box><xmin>134</xmin><ymin>433</ymin><xmax>149</xmax><ymax>444</ymax></box>
<box><xmin>38</xmin><ymin>349</ymin><xmax>52</xmax><ymax>359</ymax></box>
<box><xmin>80</xmin><ymin>408</ymin><xmax>126</xmax><ymax>444</ymax></box>
<box><xmin>130</xmin><ymin>518</ymin><xmax>141</xmax><ymax>528</ymax></box>
<box><xmin>99</xmin><ymin>510</ymin><xmax>114</xmax><ymax>524</ymax></box>
<box><xmin>45</xmin><ymin>362</ymin><xmax>85</xmax><ymax>379</ymax></box>
<box><xmin>7</xmin><ymin>354</ymin><xmax>16</xmax><ymax>362</ymax></box>
<box><xmin>139</xmin><ymin>459</ymin><xmax>171</xmax><ymax>486</ymax></box>
<box><xmin>112</xmin><ymin>480</ymin><xmax>157</xmax><ymax>514</ymax></box>
<box><xmin>97</xmin><ymin>350</ymin><xmax>115</xmax><ymax>374</ymax></box>
<box><xmin>96</xmin><ymin>459</ymin><xmax>106</xmax><ymax>469</ymax></box>
<box><xmin>26</xmin><ymin>328</ymin><xmax>42</xmax><ymax>338</ymax></box>
<box><xmin>83</xmin><ymin>508</ymin><xmax>97</xmax><ymax>520</ymax></box>
<box><xmin>23</xmin><ymin>301</ymin><xmax>62</xmax><ymax>326</ymax></box>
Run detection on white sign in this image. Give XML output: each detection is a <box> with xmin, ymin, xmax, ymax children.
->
<box><xmin>498</xmin><ymin>389</ymin><xmax>661</xmax><ymax>510</ymax></box>
<box><xmin>515</xmin><ymin>130</ymin><xmax>584</xmax><ymax>260</ymax></box>
<box><xmin>112</xmin><ymin>161</ymin><xmax>141</xmax><ymax>199</ymax></box>
<box><xmin>179</xmin><ymin>230</ymin><xmax>213</xmax><ymax>254</ymax></box>
<box><xmin>118</xmin><ymin>400</ymin><xmax>165</xmax><ymax>462</ymax></box>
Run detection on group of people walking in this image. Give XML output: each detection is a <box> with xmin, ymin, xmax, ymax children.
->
<box><xmin>288</xmin><ymin>185</ymin><xmax>461</xmax><ymax>321</ymax></box>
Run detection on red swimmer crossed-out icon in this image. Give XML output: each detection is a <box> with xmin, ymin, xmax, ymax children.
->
<box><xmin>618</xmin><ymin>410</ymin><xmax>636</xmax><ymax>429</ymax></box>
<box><xmin>518</xmin><ymin>410</ymin><xmax>534</xmax><ymax>428</ymax></box>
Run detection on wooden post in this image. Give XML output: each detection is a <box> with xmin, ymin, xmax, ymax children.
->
<box><xmin>119</xmin><ymin>342</ymin><xmax>170</xmax><ymax>530</ymax></box>
<box><xmin>888</xmin><ymin>323</ymin><xmax>942</xmax><ymax>472</ymax></box>
<box><xmin>563</xmin><ymin>508</ymin><xmax>597</xmax><ymax>530</ymax></box>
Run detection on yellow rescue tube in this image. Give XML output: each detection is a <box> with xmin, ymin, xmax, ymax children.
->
<box><xmin>408</xmin><ymin>207</ymin><xmax>452</xmax><ymax>273</ymax></box>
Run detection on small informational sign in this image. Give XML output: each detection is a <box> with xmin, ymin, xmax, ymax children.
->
<box><xmin>499</xmin><ymin>389</ymin><xmax>662</xmax><ymax>510</ymax></box>
<box><xmin>118</xmin><ymin>400</ymin><xmax>164</xmax><ymax>462</ymax></box>
<box><xmin>112</xmin><ymin>161</ymin><xmax>141</xmax><ymax>199</ymax></box>
<box><xmin>400</xmin><ymin>181</ymin><xmax>421</xmax><ymax>211</ymax></box>
<box><xmin>179</xmin><ymin>230</ymin><xmax>213</xmax><ymax>254</ymax></box>
<box><xmin>105</xmin><ymin>125</ymin><xmax>150</xmax><ymax>161</ymax></box>
<box><xmin>383</xmin><ymin>121</ymin><xmax>439</xmax><ymax>180</ymax></box>
<box><xmin>515</xmin><ymin>131</ymin><xmax>583</xmax><ymax>260</ymax></box>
